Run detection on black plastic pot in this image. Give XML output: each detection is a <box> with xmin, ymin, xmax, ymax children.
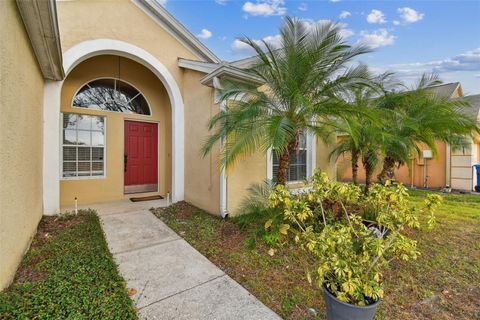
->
<box><xmin>322</xmin><ymin>285</ymin><xmax>380</xmax><ymax>320</ymax></box>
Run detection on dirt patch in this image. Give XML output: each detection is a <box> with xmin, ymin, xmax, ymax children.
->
<box><xmin>172</xmin><ymin>201</ymin><xmax>196</xmax><ymax>219</ymax></box>
<box><xmin>13</xmin><ymin>213</ymin><xmax>86</xmax><ymax>283</ymax></box>
<box><xmin>219</xmin><ymin>220</ymin><xmax>245</xmax><ymax>251</ymax></box>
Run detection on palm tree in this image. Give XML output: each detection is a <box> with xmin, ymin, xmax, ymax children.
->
<box><xmin>376</xmin><ymin>74</ymin><xmax>480</xmax><ymax>183</ymax></box>
<box><xmin>329</xmin><ymin>72</ymin><xmax>394</xmax><ymax>188</ymax></box>
<box><xmin>202</xmin><ymin>17</ymin><xmax>371</xmax><ymax>185</ymax></box>
<box><xmin>330</xmin><ymin>112</ymin><xmax>386</xmax><ymax>192</ymax></box>
<box><xmin>330</xmin><ymin>119</ymin><xmax>363</xmax><ymax>185</ymax></box>
<box><xmin>361</xmin><ymin>131</ymin><xmax>384</xmax><ymax>193</ymax></box>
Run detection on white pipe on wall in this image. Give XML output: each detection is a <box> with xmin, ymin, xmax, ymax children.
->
<box><xmin>446</xmin><ymin>143</ymin><xmax>451</xmax><ymax>188</ymax></box>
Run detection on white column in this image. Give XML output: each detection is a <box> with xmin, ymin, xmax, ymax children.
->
<box><xmin>43</xmin><ymin>80</ymin><xmax>62</xmax><ymax>215</ymax></box>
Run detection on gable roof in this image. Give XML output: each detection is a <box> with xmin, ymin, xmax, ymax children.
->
<box><xmin>457</xmin><ymin>94</ymin><xmax>480</xmax><ymax>120</ymax></box>
<box><xmin>133</xmin><ymin>0</ymin><xmax>220</xmax><ymax>63</ymax></box>
<box><xmin>427</xmin><ymin>82</ymin><xmax>462</xmax><ymax>99</ymax></box>
<box><xmin>230</xmin><ymin>55</ymin><xmax>261</xmax><ymax>69</ymax></box>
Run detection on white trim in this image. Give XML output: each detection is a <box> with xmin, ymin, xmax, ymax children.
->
<box><xmin>266</xmin><ymin>133</ymin><xmax>316</xmax><ymax>183</ymax></box>
<box><xmin>43</xmin><ymin>39</ymin><xmax>185</xmax><ymax>214</ymax></box>
<box><xmin>178</xmin><ymin>58</ymin><xmax>219</xmax><ymax>74</ymax></box>
<box><xmin>446</xmin><ymin>143</ymin><xmax>451</xmax><ymax>187</ymax></box>
<box><xmin>132</xmin><ymin>0</ymin><xmax>220</xmax><ymax>63</ymax></box>
<box><xmin>16</xmin><ymin>0</ymin><xmax>64</xmax><ymax>80</ymax></box>
<box><xmin>307</xmin><ymin>132</ymin><xmax>316</xmax><ymax>179</ymax></box>
<box><xmin>218</xmin><ymin>89</ymin><xmax>228</xmax><ymax>218</ymax></box>
<box><xmin>60</xmin><ymin>113</ymin><xmax>107</xmax><ymax>180</ymax></box>
<box><xmin>266</xmin><ymin>148</ymin><xmax>273</xmax><ymax>181</ymax></box>
<box><xmin>200</xmin><ymin>64</ymin><xmax>264</xmax><ymax>87</ymax></box>
<box><xmin>43</xmin><ymin>81</ymin><xmax>62</xmax><ymax>214</ymax></box>
<box><xmin>71</xmin><ymin>77</ymin><xmax>153</xmax><ymax>116</ymax></box>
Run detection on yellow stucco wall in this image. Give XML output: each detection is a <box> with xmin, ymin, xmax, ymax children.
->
<box><xmin>227</xmin><ymin>152</ymin><xmax>268</xmax><ymax>216</ymax></box>
<box><xmin>0</xmin><ymin>0</ymin><xmax>45</xmax><ymax>289</ymax></box>
<box><xmin>227</xmin><ymin>137</ymin><xmax>336</xmax><ymax>216</ymax></box>
<box><xmin>316</xmin><ymin>136</ymin><xmax>336</xmax><ymax>179</ymax></box>
<box><xmin>60</xmin><ymin>55</ymin><xmax>172</xmax><ymax>206</ymax></box>
<box><xmin>56</xmin><ymin>0</ymin><xmax>225</xmax><ymax>211</ymax></box>
<box><xmin>182</xmin><ymin>69</ymin><xmax>221</xmax><ymax>214</ymax></box>
<box><xmin>56</xmin><ymin>0</ymin><xmax>198</xmax><ymax>87</ymax></box>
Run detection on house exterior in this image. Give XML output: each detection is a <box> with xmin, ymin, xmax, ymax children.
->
<box><xmin>1</xmin><ymin>0</ymin><xmax>336</xmax><ymax>289</ymax></box>
<box><xmin>337</xmin><ymin>83</ymin><xmax>480</xmax><ymax>191</ymax></box>
<box><xmin>2</xmin><ymin>0</ymin><xmax>477</xmax><ymax>291</ymax></box>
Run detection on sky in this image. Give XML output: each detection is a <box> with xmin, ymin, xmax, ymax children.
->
<box><xmin>160</xmin><ymin>0</ymin><xmax>480</xmax><ymax>95</ymax></box>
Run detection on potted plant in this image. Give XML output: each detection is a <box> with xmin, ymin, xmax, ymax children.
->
<box><xmin>266</xmin><ymin>172</ymin><xmax>442</xmax><ymax>320</ymax></box>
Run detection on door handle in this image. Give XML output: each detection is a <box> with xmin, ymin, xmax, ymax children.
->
<box><xmin>124</xmin><ymin>154</ymin><xmax>128</xmax><ymax>172</ymax></box>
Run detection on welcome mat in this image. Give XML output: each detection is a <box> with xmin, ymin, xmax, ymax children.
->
<box><xmin>129</xmin><ymin>195</ymin><xmax>164</xmax><ymax>202</ymax></box>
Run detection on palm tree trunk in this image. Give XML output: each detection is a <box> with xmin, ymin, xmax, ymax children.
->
<box><xmin>377</xmin><ymin>155</ymin><xmax>396</xmax><ymax>184</ymax></box>
<box><xmin>351</xmin><ymin>150</ymin><xmax>359</xmax><ymax>185</ymax></box>
<box><xmin>276</xmin><ymin>149</ymin><xmax>290</xmax><ymax>185</ymax></box>
<box><xmin>365</xmin><ymin>164</ymin><xmax>373</xmax><ymax>194</ymax></box>
<box><xmin>276</xmin><ymin>135</ymin><xmax>299</xmax><ymax>185</ymax></box>
<box><xmin>363</xmin><ymin>154</ymin><xmax>374</xmax><ymax>194</ymax></box>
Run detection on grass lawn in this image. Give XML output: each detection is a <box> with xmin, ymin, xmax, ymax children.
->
<box><xmin>0</xmin><ymin>210</ymin><xmax>137</xmax><ymax>320</ymax></box>
<box><xmin>152</xmin><ymin>190</ymin><xmax>480</xmax><ymax>320</ymax></box>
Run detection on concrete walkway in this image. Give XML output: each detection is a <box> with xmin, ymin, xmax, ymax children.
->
<box><xmin>71</xmin><ymin>200</ymin><xmax>281</xmax><ymax>320</ymax></box>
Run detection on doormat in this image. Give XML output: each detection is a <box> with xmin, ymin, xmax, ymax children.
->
<box><xmin>129</xmin><ymin>195</ymin><xmax>164</xmax><ymax>202</ymax></box>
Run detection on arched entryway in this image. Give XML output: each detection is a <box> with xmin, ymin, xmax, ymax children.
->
<box><xmin>43</xmin><ymin>39</ymin><xmax>184</xmax><ymax>214</ymax></box>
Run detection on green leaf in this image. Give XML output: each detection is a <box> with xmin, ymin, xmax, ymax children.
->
<box><xmin>264</xmin><ymin>219</ymin><xmax>273</xmax><ymax>229</ymax></box>
<box><xmin>279</xmin><ymin>224</ymin><xmax>290</xmax><ymax>235</ymax></box>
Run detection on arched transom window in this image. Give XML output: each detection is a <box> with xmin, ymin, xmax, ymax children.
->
<box><xmin>73</xmin><ymin>78</ymin><xmax>151</xmax><ymax>115</ymax></box>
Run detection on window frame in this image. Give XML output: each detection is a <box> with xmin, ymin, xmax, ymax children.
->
<box><xmin>71</xmin><ymin>77</ymin><xmax>152</xmax><ymax>116</ymax></box>
<box><xmin>60</xmin><ymin>113</ymin><xmax>107</xmax><ymax>180</ymax></box>
<box><xmin>267</xmin><ymin>132</ymin><xmax>315</xmax><ymax>184</ymax></box>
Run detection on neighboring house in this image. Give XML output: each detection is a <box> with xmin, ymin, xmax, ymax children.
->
<box><xmin>337</xmin><ymin>82</ymin><xmax>480</xmax><ymax>190</ymax></box>
<box><xmin>0</xmin><ymin>0</ymin><xmax>335</xmax><ymax>289</ymax></box>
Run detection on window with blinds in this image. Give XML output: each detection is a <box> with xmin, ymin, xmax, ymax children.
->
<box><xmin>272</xmin><ymin>133</ymin><xmax>307</xmax><ymax>182</ymax></box>
<box><xmin>62</xmin><ymin>113</ymin><xmax>105</xmax><ymax>178</ymax></box>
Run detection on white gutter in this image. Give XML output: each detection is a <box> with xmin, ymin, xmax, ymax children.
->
<box><xmin>201</xmin><ymin>64</ymin><xmax>264</xmax><ymax>87</ymax></box>
<box><xmin>178</xmin><ymin>58</ymin><xmax>219</xmax><ymax>74</ymax></box>
<box><xmin>16</xmin><ymin>0</ymin><xmax>64</xmax><ymax>80</ymax></box>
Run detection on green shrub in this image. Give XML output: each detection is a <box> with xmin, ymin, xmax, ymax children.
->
<box><xmin>233</xmin><ymin>181</ymin><xmax>285</xmax><ymax>245</ymax></box>
<box><xmin>264</xmin><ymin>171</ymin><xmax>442</xmax><ymax>306</ymax></box>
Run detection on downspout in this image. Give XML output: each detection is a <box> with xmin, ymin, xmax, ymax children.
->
<box><xmin>214</xmin><ymin>77</ymin><xmax>228</xmax><ymax>218</ymax></box>
<box><xmin>220</xmin><ymin>165</ymin><xmax>228</xmax><ymax>218</ymax></box>
<box><xmin>410</xmin><ymin>158</ymin><xmax>414</xmax><ymax>188</ymax></box>
<box><xmin>446</xmin><ymin>143</ymin><xmax>451</xmax><ymax>188</ymax></box>
<box><xmin>424</xmin><ymin>158</ymin><xmax>428</xmax><ymax>188</ymax></box>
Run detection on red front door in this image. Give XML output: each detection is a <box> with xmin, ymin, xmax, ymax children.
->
<box><xmin>124</xmin><ymin>121</ymin><xmax>158</xmax><ymax>194</ymax></box>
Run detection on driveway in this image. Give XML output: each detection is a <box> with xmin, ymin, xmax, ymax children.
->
<box><xmin>80</xmin><ymin>200</ymin><xmax>281</xmax><ymax>320</ymax></box>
